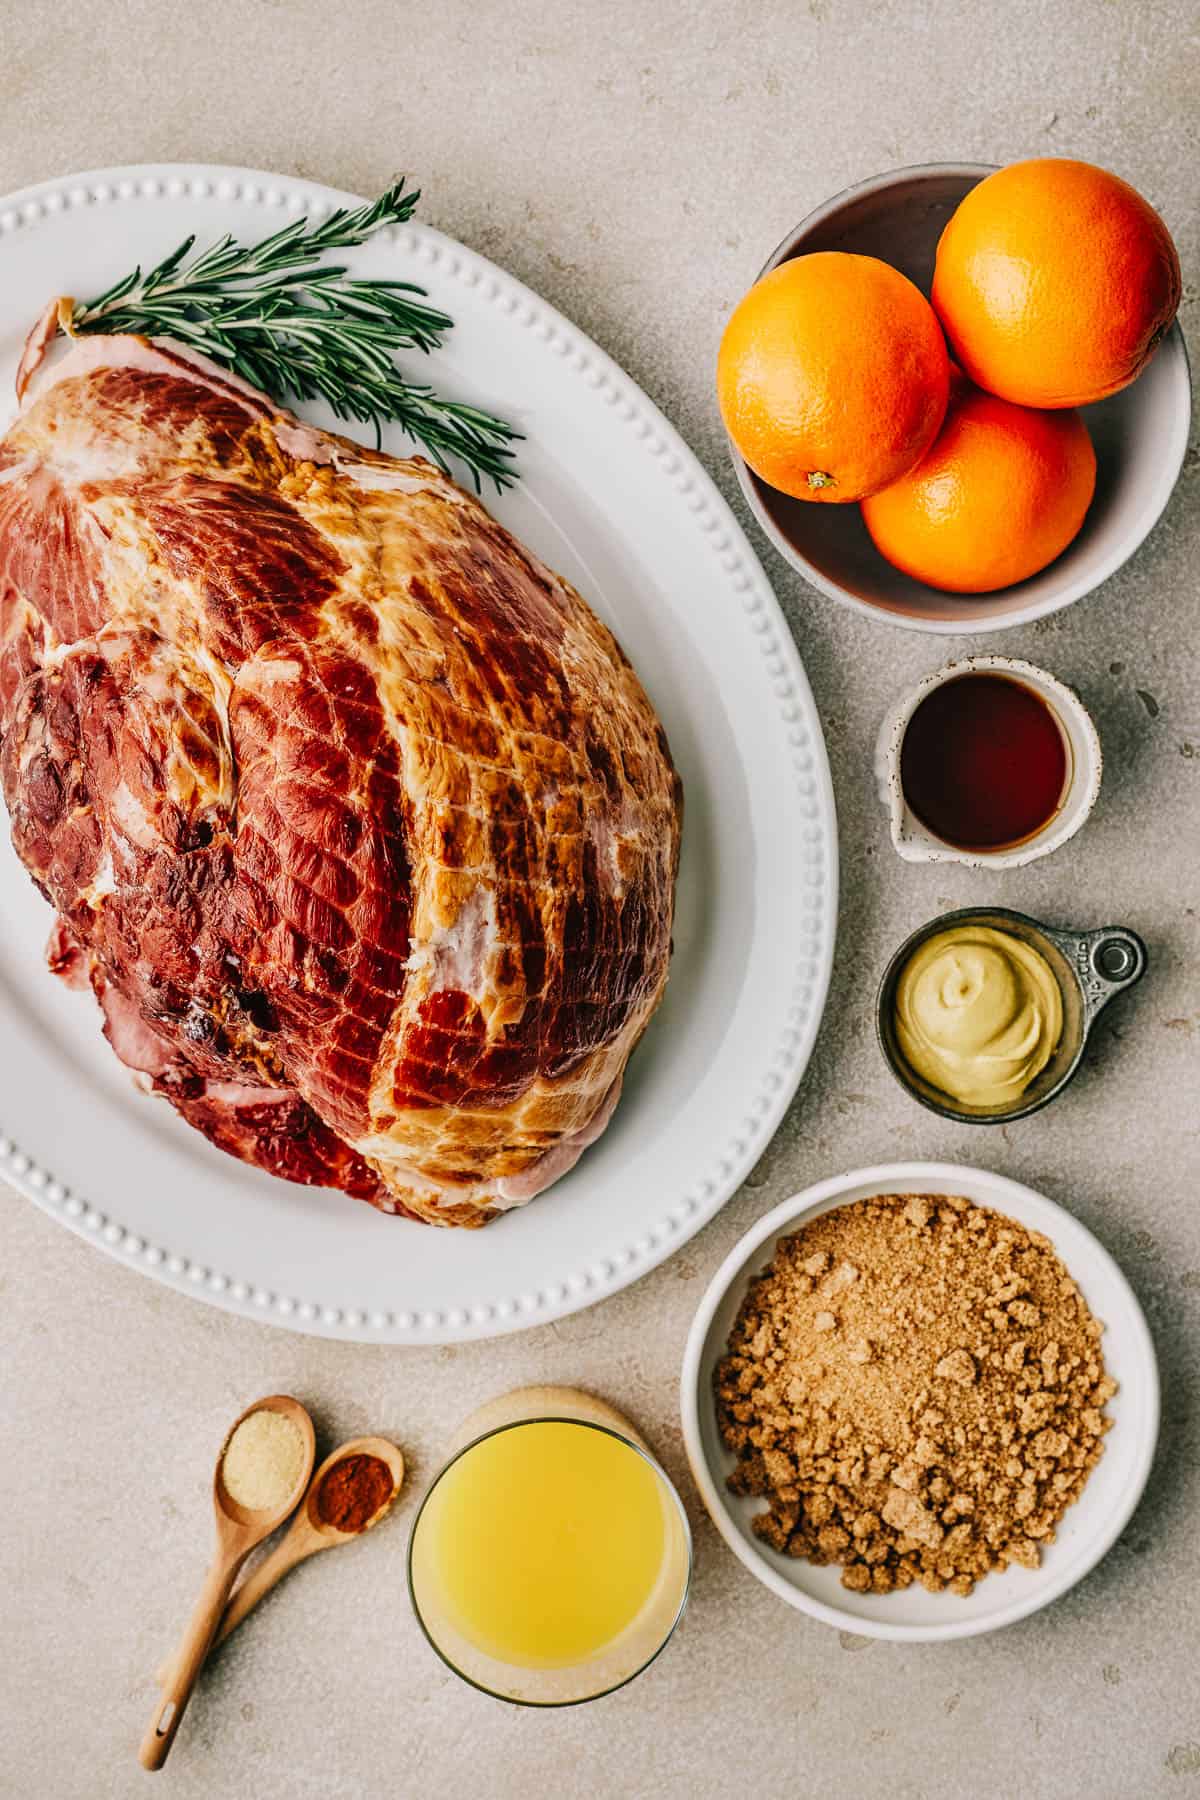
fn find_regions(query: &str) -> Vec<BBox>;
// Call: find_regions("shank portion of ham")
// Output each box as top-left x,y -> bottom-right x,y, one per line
0,327 -> 681,1226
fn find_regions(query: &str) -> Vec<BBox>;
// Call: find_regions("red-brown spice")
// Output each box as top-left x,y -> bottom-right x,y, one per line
316,1453 -> 394,1533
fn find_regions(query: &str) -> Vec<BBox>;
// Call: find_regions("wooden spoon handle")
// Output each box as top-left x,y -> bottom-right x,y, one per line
138,1554 -> 240,1772
156,1532 -> 317,1683
213,1533 -> 316,1649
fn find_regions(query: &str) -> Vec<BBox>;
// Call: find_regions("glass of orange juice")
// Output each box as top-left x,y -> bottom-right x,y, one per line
408,1385 -> 691,1705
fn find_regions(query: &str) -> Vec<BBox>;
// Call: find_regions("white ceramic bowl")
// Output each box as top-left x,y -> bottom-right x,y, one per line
681,1162 -> 1159,1641
875,655 -> 1103,867
727,164 -> 1192,635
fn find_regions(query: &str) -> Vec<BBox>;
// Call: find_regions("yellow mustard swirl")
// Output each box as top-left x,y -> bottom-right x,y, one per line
894,926 -> 1063,1108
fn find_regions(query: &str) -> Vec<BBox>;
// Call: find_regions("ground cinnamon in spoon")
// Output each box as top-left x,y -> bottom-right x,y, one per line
715,1193 -> 1116,1595
315,1454 -> 395,1533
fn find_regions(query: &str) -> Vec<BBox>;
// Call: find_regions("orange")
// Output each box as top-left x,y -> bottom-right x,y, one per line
861,372 -> 1097,593
932,158 -> 1181,408
717,252 -> 950,502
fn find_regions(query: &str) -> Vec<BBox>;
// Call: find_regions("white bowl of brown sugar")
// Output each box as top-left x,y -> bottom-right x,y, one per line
681,1163 -> 1158,1642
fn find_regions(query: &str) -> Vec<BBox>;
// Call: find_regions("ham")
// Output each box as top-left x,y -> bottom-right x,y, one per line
1,321 -> 680,1227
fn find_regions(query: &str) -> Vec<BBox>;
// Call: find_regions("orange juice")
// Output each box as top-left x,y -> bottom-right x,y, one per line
410,1420 -> 669,1669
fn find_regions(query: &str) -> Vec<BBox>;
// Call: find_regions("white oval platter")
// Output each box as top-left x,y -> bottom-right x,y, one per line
0,164 -> 837,1342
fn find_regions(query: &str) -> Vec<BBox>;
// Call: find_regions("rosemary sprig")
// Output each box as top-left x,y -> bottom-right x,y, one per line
70,180 -> 520,490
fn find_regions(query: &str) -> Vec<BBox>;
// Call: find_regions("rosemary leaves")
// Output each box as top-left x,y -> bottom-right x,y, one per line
70,181 -> 519,489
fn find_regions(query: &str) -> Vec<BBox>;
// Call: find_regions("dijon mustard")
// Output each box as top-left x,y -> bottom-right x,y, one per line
894,925 -> 1063,1107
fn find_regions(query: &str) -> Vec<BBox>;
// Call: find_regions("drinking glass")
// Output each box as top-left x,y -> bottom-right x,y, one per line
408,1385 -> 691,1705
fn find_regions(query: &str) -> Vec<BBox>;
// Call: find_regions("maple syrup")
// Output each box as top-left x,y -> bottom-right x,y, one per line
900,673 -> 1069,851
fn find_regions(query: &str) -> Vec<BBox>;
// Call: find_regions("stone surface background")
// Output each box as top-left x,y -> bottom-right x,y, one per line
1,2 -> 1197,1794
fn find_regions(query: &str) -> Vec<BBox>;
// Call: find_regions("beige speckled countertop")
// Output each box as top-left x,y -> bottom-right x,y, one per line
2,2 -> 1197,1794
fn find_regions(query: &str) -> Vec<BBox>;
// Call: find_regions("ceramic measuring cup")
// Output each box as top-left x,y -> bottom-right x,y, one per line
875,655 -> 1102,868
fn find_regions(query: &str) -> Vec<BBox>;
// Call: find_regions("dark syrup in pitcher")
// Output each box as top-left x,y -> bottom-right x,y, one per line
900,673 -> 1070,851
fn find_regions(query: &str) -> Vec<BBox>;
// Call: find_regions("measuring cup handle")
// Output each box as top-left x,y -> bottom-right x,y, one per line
1075,927 -> 1149,1022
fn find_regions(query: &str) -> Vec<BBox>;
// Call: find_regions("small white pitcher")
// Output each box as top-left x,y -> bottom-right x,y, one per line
875,655 -> 1103,869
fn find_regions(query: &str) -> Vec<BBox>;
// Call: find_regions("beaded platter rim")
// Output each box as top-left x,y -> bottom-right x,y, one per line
0,163 -> 838,1342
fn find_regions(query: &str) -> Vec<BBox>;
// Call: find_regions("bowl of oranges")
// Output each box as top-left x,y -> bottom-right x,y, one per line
719,160 -> 1189,633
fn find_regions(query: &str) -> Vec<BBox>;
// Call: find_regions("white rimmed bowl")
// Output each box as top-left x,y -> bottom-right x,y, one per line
726,163 -> 1192,635
875,655 -> 1103,867
681,1162 -> 1159,1642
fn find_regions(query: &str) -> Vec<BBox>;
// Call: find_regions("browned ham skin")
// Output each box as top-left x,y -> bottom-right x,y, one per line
2,326 -> 680,1226
74,939 -> 396,1208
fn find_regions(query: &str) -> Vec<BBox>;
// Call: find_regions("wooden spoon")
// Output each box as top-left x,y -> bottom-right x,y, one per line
138,1395 -> 315,1772
157,1436 -> 405,1683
